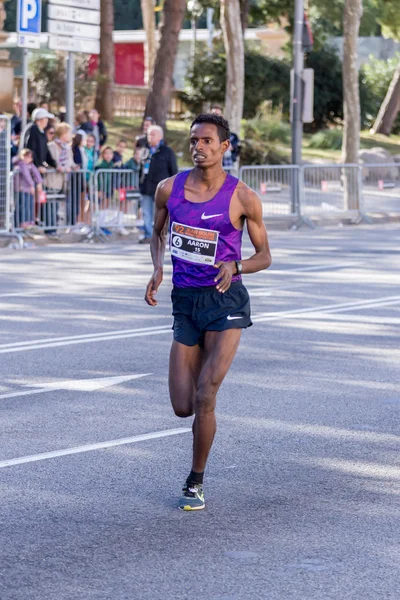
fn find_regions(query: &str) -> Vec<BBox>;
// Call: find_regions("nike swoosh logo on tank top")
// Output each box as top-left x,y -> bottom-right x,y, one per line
201,212 -> 223,220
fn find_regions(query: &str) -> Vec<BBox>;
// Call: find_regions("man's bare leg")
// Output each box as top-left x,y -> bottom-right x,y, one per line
192,329 -> 242,473
169,341 -> 204,418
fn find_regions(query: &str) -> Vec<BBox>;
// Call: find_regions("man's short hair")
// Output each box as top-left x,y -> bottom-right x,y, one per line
191,113 -> 230,143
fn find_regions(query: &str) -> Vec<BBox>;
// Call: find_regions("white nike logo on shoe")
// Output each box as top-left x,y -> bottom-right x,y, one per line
201,212 -> 223,220
227,315 -> 243,320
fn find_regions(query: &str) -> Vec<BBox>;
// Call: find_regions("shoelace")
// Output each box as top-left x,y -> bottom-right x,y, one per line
183,485 -> 200,497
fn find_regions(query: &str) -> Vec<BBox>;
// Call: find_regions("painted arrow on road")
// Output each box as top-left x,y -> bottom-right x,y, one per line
0,374 -> 151,401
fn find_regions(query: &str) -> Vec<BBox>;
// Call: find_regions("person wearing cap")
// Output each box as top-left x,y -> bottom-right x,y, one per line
25,108 -> 57,174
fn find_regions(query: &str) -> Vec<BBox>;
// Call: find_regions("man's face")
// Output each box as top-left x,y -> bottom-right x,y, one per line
90,110 -> 99,123
190,123 -> 229,168
37,117 -> 48,130
148,129 -> 163,148
211,107 -> 223,117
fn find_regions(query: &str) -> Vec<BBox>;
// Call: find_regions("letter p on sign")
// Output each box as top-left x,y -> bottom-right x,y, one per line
18,0 -> 41,34
22,0 -> 37,28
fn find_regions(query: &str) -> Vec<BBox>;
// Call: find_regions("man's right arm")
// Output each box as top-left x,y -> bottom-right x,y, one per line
144,176 -> 175,306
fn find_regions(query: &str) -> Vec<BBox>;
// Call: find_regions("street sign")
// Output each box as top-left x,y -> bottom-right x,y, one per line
48,20 -> 100,40
49,0 -> 100,9
48,4 -> 101,26
17,33 -> 41,49
48,35 -> 100,55
17,0 -> 42,35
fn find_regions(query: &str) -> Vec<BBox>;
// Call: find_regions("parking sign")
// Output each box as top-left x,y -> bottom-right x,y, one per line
17,0 -> 42,48
17,0 -> 42,34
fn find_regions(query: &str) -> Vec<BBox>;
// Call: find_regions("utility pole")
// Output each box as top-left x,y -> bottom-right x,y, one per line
66,52 -> 75,126
291,0 -> 304,165
21,49 -> 29,134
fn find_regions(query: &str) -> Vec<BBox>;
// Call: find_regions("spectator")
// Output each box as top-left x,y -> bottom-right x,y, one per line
84,133 -> 97,175
46,123 -> 77,232
95,146 -> 116,209
135,116 -> 154,149
123,148 -> 141,176
81,108 -> 107,152
113,139 -> 127,167
72,133 -> 88,171
72,133 -> 89,223
27,103 -> 37,121
25,107 -> 57,173
40,101 -> 50,111
11,99 -> 22,136
45,124 -> 56,143
12,148 -> 42,227
139,125 -> 178,244
211,105 -> 241,169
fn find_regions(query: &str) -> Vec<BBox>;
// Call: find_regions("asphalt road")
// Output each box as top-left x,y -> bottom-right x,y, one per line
0,224 -> 399,600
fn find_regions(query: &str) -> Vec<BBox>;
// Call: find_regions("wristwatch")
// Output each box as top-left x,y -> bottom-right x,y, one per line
235,260 -> 243,275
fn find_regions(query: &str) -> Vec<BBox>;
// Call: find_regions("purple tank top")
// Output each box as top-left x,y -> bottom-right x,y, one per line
167,170 -> 243,288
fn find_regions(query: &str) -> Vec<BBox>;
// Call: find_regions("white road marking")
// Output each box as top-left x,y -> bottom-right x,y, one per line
0,374 -> 150,401
268,262 -> 362,274
0,428 -> 192,469
0,326 -> 172,354
1,295 -> 399,355
252,295 -> 400,322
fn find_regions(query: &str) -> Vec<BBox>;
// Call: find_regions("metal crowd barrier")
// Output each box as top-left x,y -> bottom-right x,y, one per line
360,163 -> 400,216
5,162 -> 400,241
239,165 -> 300,219
94,169 -> 140,235
12,169 -> 94,233
300,164 -> 363,219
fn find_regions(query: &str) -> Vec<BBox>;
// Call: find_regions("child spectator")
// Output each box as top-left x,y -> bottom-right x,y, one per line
13,149 -> 43,227
84,134 -> 97,175
113,140 -> 127,167
96,146 -> 116,207
72,133 -> 88,171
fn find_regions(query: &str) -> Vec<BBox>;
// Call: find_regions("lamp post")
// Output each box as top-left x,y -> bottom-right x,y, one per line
187,0 -> 203,67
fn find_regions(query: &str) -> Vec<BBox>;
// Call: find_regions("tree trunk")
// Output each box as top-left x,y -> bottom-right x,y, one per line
141,0 -> 157,86
342,0 -> 363,210
220,0 -> 245,135
144,0 -> 186,130
95,0 -> 115,122
371,65 -> 400,136
239,0 -> 250,33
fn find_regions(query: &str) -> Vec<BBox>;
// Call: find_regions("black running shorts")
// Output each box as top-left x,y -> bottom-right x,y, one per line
171,281 -> 252,347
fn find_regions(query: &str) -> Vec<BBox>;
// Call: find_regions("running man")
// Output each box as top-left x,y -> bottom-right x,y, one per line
145,114 -> 271,510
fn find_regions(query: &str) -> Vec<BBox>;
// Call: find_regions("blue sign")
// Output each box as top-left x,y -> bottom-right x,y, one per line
17,0 -> 42,35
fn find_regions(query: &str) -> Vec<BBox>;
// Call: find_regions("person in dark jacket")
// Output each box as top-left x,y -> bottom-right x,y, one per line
139,125 -> 178,243
24,108 -> 57,173
80,109 -> 107,153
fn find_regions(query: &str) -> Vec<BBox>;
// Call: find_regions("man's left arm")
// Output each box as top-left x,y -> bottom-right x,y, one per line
214,186 -> 271,293
240,187 -> 272,275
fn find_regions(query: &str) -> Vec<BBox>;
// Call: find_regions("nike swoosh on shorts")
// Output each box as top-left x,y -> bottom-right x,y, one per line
201,212 -> 223,220
227,315 -> 243,320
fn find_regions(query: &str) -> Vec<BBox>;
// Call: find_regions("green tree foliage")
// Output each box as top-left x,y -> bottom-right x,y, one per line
30,53 -> 94,107
360,55 -> 400,131
182,44 -> 291,119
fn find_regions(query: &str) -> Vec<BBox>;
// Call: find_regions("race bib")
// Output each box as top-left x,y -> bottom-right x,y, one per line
170,221 -> 219,265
